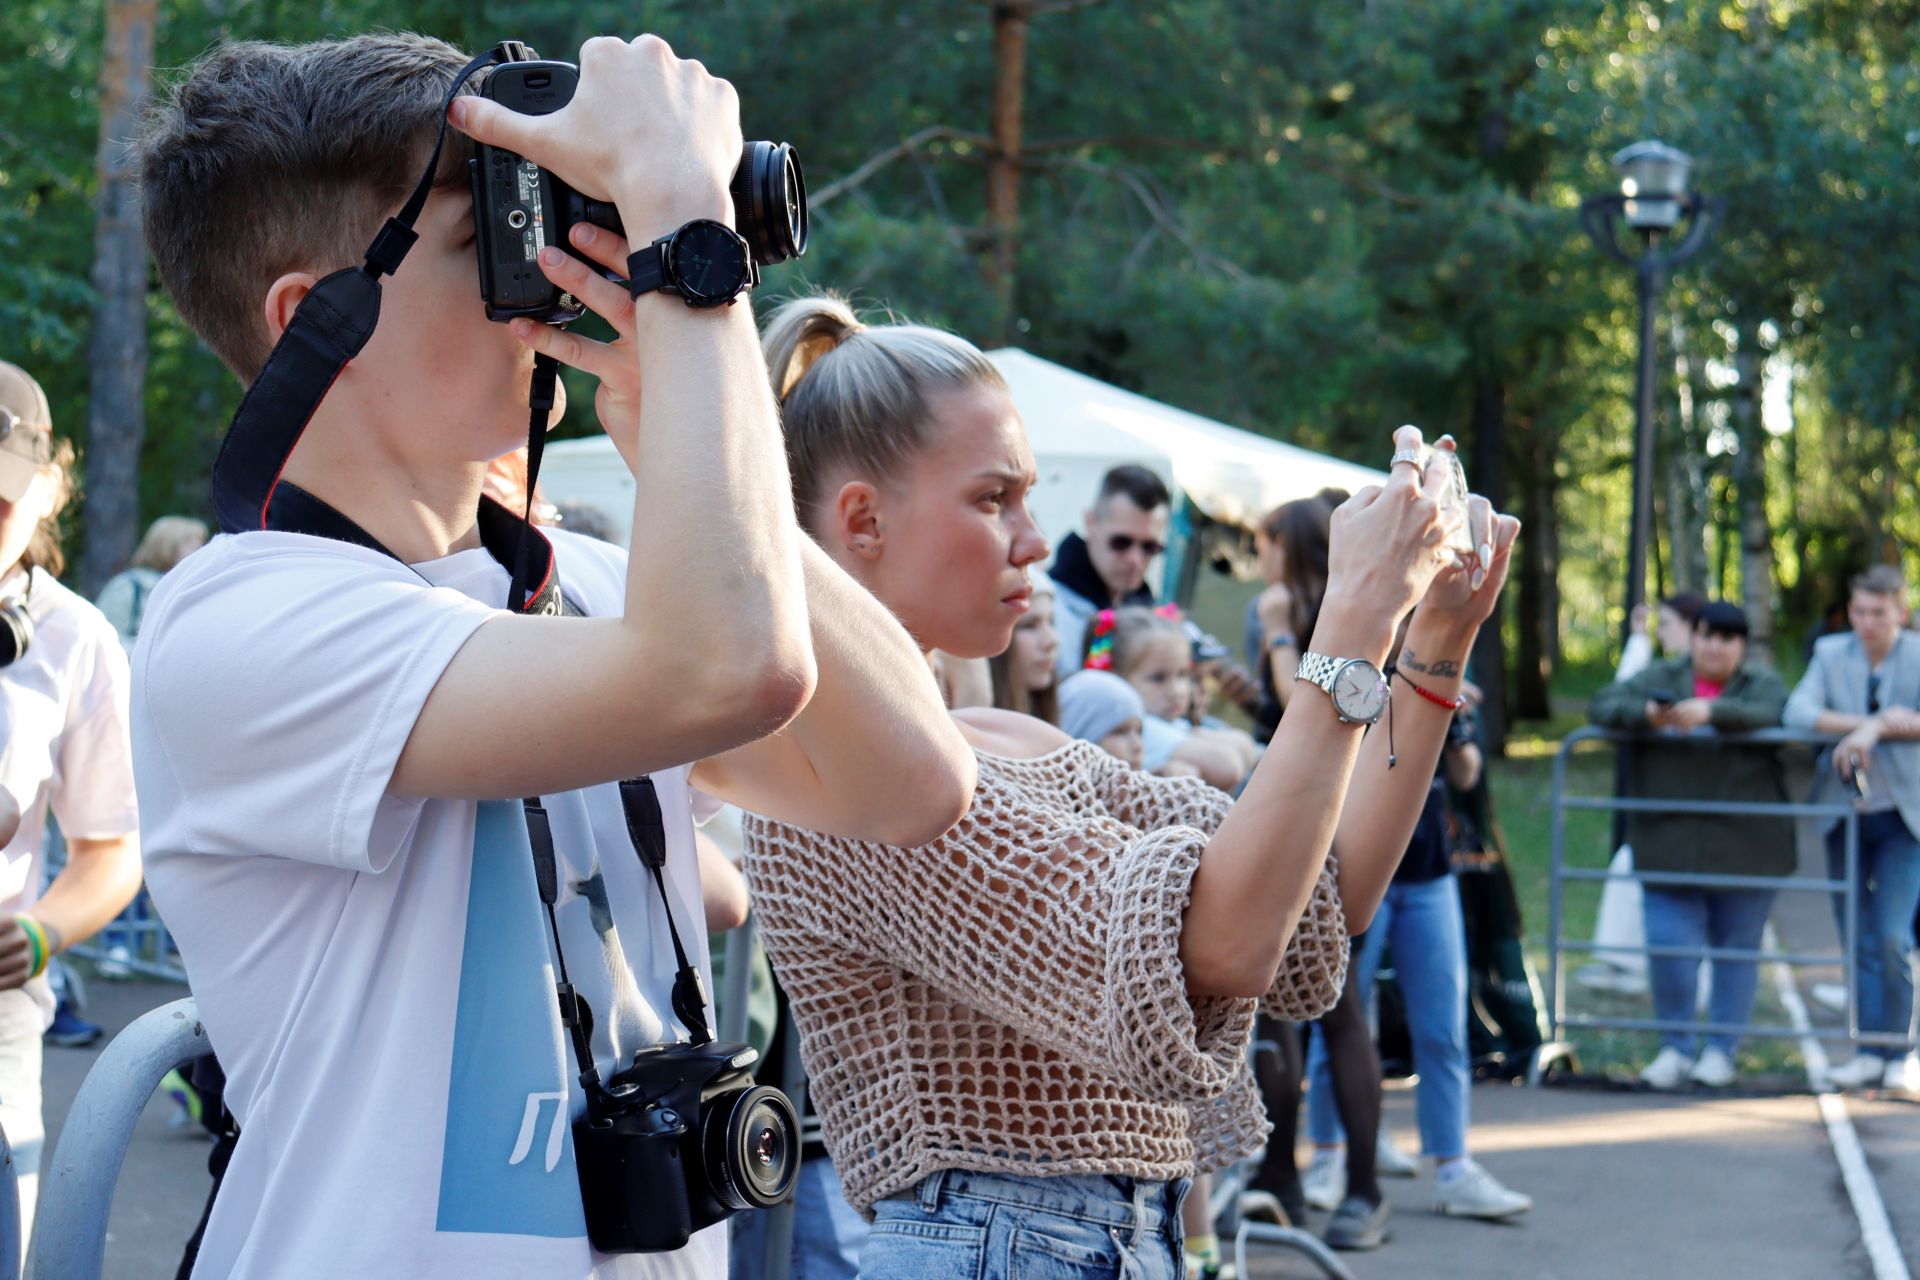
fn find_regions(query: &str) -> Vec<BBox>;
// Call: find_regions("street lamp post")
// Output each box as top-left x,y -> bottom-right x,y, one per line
1581,141 -> 1720,653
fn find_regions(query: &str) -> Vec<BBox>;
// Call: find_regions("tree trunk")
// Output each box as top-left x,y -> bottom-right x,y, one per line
1731,338 -> 1775,662
984,2 -> 1031,342
1469,370 -> 1509,754
1513,434 -> 1556,721
1664,309 -> 1710,594
78,0 -> 157,595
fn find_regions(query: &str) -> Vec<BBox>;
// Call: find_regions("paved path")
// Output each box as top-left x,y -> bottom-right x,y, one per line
35,865 -> 1920,1280
1249,1082 -> 1880,1279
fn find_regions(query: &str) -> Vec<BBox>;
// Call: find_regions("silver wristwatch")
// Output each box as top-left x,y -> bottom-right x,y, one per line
1295,652 -> 1390,725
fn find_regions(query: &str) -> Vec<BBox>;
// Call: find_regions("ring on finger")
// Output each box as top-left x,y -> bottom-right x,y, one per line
1389,448 -> 1423,470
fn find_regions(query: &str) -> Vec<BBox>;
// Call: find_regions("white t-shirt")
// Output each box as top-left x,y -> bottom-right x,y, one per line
136,528 -> 723,1280
0,567 -> 138,921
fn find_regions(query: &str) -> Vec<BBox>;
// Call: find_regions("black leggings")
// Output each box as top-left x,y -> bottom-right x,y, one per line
1252,949 -> 1383,1207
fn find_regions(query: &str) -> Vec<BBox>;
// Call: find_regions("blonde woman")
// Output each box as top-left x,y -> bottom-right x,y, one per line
520,228 -> 1518,1277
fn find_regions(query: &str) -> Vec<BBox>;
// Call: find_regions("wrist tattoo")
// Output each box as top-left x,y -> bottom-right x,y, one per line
1399,648 -> 1461,680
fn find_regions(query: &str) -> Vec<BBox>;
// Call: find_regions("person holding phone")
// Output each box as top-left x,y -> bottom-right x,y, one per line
1589,602 -> 1791,1088
1786,565 -> 1920,1091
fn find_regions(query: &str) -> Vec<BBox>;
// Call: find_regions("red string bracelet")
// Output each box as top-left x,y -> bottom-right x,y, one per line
1393,667 -> 1467,711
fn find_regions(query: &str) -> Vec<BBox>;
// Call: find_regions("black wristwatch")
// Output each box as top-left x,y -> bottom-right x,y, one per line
626,218 -> 758,308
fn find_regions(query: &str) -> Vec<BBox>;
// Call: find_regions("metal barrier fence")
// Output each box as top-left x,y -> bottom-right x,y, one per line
1545,725 -> 1910,1053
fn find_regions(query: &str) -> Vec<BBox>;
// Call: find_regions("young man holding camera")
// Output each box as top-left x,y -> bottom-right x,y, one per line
136,33 -> 973,1278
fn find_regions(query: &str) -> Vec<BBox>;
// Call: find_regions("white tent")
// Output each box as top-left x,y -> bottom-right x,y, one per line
534,348 -> 1384,556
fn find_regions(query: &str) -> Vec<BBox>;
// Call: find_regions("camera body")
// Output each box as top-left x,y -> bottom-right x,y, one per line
470,45 -> 809,323
573,1038 -> 800,1253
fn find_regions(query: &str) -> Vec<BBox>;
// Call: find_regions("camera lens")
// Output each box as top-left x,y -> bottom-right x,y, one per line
731,142 -> 809,266
0,605 -> 32,667
703,1084 -> 799,1210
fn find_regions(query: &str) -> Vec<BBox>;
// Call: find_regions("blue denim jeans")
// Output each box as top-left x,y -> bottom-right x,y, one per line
1308,874 -> 1469,1160
1641,887 -> 1775,1057
730,1157 -> 871,1280
1826,809 -> 1920,1059
859,1169 -> 1189,1280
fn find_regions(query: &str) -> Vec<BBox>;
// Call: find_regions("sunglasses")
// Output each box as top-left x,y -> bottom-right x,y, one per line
1870,673 -> 1882,714
1106,534 -> 1166,558
0,409 -> 51,463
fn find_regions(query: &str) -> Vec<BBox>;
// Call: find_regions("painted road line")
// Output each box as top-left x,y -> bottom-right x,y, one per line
1765,925 -> 1910,1280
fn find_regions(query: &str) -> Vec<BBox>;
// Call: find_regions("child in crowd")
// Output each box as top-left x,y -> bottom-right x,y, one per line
1059,668 -> 1149,769
989,576 -> 1061,724
1087,605 -> 1259,790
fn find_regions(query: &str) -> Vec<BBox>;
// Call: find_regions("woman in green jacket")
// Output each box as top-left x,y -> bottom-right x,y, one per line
1589,601 -> 1791,1089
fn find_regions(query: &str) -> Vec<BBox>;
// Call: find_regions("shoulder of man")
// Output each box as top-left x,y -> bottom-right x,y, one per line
1809,631 -> 1857,663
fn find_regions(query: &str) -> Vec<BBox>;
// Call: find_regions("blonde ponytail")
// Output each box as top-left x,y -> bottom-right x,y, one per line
761,293 -> 1005,528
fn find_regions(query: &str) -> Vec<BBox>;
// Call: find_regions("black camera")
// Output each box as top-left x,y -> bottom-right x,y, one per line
470,44 -> 809,323
573,1037 -> 800,1253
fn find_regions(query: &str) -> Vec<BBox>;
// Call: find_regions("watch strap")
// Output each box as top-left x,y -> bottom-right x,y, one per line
1295,650 -> 1342,692
625,235 -> 673,299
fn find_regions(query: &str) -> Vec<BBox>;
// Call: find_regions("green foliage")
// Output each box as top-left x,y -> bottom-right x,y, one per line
4,0 -> 1917,703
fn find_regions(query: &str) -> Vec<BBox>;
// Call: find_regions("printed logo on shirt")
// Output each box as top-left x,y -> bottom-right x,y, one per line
435,800 -> 587,1238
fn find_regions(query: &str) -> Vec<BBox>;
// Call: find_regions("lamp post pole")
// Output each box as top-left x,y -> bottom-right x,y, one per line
1581,140 -> 1720,655
1626,254 -> 1661,653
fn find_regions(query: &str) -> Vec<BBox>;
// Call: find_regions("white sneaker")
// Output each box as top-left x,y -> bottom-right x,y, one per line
1301,1149 -> 1346,1211
1639,1046 -> 1696,1090
1376,1130 -> 1419,1178
1689,1047 -> 1737,1088
1882,1053 -> 1920,1092
1827,1054 -> 1888,1090
1433,1159 -> 1532,1219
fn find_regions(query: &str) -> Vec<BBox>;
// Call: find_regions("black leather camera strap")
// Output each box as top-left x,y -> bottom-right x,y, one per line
524,777 -> 715,1096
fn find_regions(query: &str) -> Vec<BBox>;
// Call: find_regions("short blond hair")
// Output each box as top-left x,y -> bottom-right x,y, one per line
130,515 -> 210,573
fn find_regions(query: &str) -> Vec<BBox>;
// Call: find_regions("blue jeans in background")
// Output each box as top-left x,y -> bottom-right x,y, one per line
1640,887 -> 1775,1058
1826,809 -> 1920,1060
730,1157 -> 870,1280
859,1169 -> 1188,1280
1308,873 -> 1469,1160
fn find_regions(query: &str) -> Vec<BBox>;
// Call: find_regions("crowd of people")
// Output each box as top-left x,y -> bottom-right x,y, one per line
0,25 -> 1905,1280
1584,569 -> 1920,1093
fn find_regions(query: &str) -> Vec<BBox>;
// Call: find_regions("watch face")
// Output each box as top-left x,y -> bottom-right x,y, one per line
1331,660 -> 1389,723
670,220 -> 749,303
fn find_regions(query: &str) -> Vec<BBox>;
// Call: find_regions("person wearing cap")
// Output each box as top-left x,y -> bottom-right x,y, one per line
0,360 -> 144,1245
1589,600 -> 1791,1089
1058,668 -> 1149,770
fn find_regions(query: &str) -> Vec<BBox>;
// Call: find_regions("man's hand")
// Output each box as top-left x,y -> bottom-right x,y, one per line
1878,707 -> 1920,739
1836,720 -> 1882,778
451,35 -> 742,234
1666,698 -> 1713,731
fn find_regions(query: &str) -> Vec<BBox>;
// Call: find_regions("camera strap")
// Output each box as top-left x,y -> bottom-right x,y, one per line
523,776 -> 715,1095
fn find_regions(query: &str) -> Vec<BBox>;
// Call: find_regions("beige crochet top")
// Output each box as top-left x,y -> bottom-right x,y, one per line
742,739 -> 1350,1214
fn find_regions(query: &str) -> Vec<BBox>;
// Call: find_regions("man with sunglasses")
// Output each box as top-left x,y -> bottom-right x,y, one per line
1787,563 -> 1920,1090
1048,464 -> 1171,678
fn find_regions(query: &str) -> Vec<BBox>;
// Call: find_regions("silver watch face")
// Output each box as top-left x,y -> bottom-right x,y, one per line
1330,660 -> 1389,723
